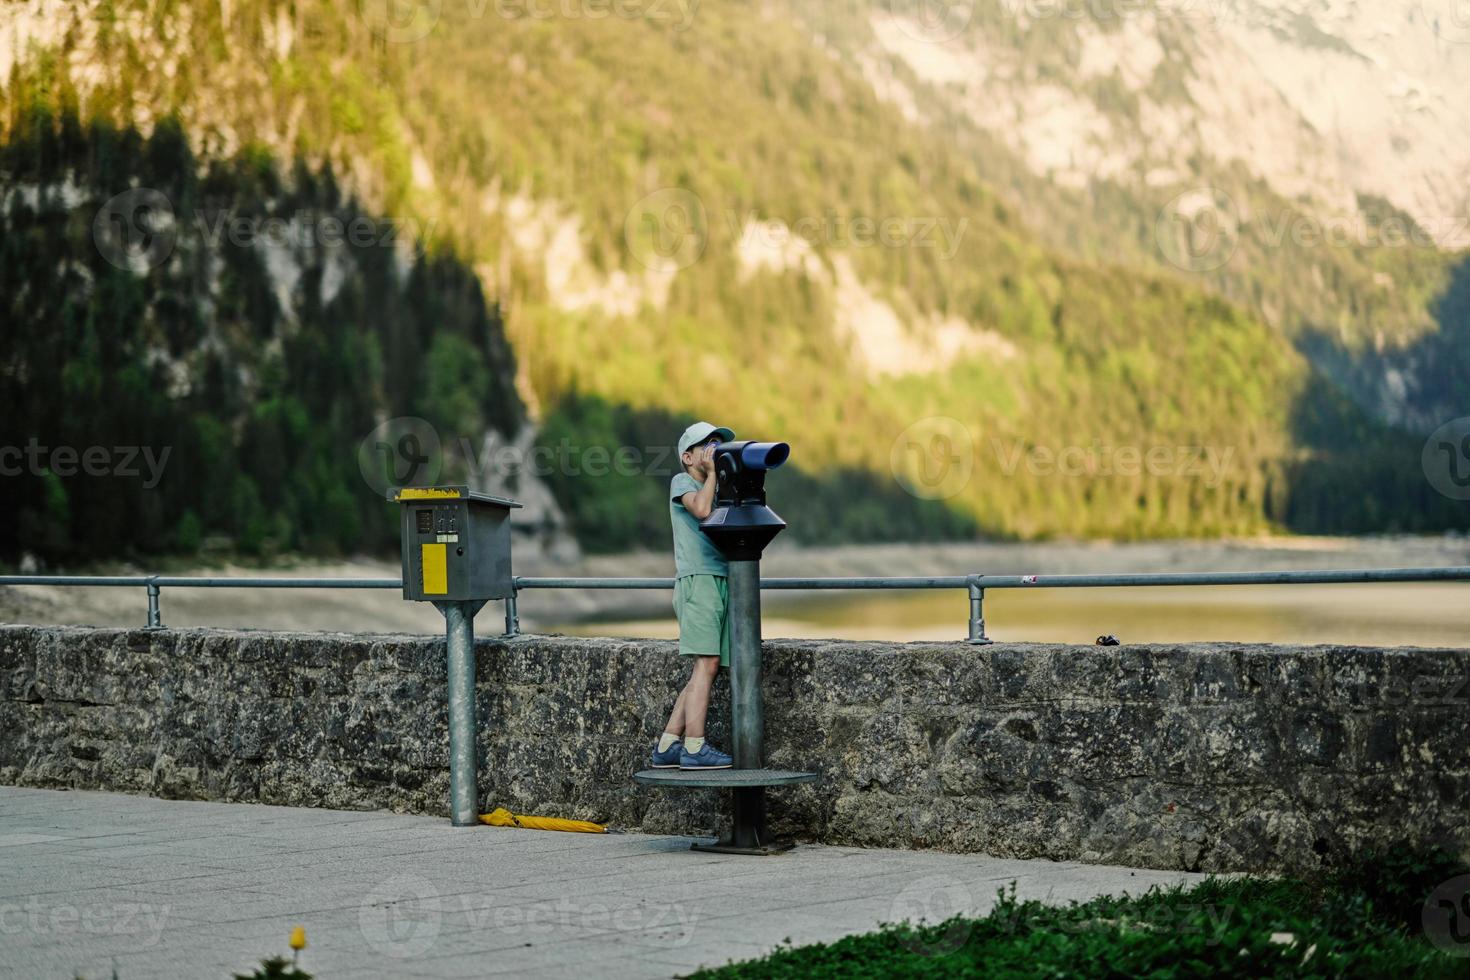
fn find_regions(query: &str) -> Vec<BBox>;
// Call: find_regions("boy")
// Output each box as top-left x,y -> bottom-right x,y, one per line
649,421 -> 736,770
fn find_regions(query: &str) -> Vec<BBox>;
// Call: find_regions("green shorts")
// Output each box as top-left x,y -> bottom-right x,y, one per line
673,574 -> 730,668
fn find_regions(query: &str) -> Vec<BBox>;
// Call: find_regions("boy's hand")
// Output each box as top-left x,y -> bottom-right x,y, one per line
700,443 -> 718,476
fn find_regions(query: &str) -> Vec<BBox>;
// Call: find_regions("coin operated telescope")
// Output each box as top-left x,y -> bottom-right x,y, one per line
634,437 -> 816,855
699,440 -> 790,560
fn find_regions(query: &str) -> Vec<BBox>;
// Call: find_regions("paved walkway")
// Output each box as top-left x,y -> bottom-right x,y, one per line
0,787 -> 1207,979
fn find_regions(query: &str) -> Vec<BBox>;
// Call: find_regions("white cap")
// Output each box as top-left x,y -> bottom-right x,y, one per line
677,421 -> 734,455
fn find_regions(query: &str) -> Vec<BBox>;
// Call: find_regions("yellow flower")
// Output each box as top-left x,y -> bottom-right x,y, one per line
289,926 -> 307,951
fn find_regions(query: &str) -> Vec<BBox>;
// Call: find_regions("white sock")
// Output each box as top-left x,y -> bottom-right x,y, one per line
657,732 -> 680,752
684,736 -> 706,754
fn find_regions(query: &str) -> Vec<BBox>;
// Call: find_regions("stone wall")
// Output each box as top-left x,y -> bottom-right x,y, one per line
2,625 -> 1466,873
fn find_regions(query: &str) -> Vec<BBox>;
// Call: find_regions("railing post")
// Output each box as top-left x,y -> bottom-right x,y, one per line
968,576 -> 991,645
502,588 -> 520,637
145,580 -> 163,631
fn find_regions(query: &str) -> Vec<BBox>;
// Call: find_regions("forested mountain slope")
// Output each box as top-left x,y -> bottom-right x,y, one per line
1,0 -> 1462,562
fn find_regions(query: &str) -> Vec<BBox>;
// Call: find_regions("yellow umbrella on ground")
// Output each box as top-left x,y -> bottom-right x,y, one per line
480,807 -> 607,833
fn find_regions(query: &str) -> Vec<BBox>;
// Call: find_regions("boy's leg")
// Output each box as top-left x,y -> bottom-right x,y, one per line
654,659 -> 715,761
662,687 -> 689,735
658,655 -> 719,737
659,575 -> 729,759
677,655 -> 721,738
660,579 -> 696,740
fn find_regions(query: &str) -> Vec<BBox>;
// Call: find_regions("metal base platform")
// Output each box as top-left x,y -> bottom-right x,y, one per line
690,837 -> 796,856
632,768 -> 817,788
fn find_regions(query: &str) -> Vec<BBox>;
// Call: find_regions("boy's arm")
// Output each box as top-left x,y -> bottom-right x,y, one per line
679,448 -> 720,519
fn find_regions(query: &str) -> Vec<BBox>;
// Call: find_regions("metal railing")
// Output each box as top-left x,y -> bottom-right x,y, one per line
4,565 -> 1470,643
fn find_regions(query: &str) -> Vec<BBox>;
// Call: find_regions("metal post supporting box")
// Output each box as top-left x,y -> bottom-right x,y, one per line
391,486 -> 521,602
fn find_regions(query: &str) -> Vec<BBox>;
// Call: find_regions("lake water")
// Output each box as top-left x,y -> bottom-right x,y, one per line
553,582 -> 1470,647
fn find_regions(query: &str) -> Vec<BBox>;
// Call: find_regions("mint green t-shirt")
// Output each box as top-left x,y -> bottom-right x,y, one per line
670,472 -> 728,579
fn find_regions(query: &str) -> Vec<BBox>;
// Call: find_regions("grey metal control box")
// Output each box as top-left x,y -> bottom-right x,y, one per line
390,486 -> 522,602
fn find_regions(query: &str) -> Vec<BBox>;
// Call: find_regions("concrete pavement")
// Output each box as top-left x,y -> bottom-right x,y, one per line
0,787 -> 1208,978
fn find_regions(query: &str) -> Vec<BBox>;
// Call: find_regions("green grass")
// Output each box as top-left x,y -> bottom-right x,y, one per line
691,849 -> 1470,978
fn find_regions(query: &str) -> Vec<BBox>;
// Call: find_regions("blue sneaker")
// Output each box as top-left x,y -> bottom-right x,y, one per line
649,739 -> 683,768
679,742 -> 733,770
